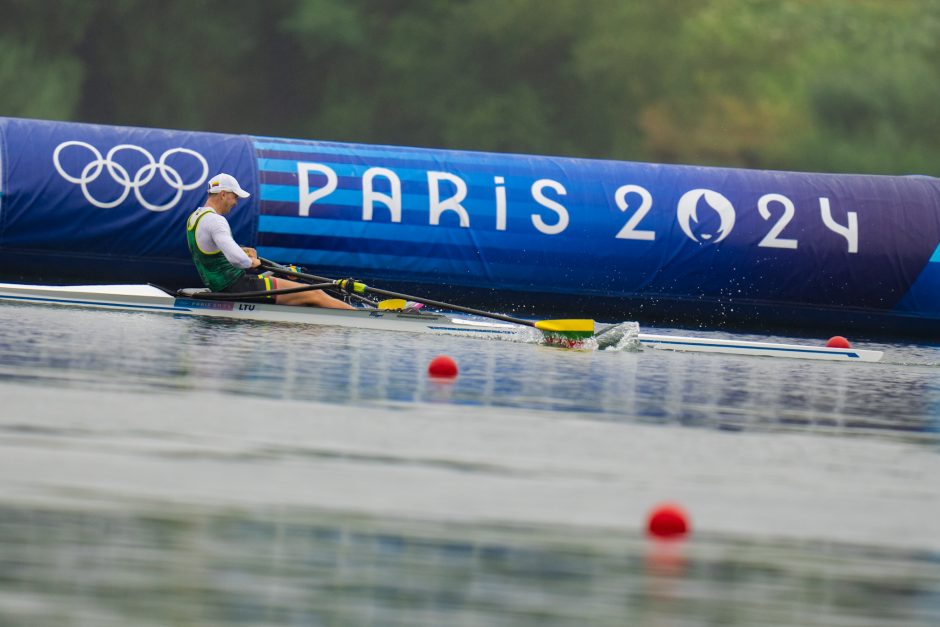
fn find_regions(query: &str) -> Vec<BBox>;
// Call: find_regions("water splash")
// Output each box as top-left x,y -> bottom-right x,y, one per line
502,321 -> 643,351
596,321 -> 642,351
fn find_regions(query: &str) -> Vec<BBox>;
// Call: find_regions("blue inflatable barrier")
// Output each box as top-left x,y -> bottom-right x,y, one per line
1,116 -> 938,335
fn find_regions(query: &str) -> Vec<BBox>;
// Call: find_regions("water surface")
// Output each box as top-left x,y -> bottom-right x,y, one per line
0,302 -> 937,625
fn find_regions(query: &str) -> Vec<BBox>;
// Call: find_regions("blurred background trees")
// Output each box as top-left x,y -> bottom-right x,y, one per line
1,0 -> 938,175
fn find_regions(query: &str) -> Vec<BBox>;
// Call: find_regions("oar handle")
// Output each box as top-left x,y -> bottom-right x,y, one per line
259,259 -> 536,328
259,259 -> 333,284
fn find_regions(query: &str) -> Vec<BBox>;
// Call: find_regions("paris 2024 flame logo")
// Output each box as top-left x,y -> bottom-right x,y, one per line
677,189 -> 736,243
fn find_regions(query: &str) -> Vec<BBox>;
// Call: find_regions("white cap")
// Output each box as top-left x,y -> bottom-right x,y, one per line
207,173 -> 250,198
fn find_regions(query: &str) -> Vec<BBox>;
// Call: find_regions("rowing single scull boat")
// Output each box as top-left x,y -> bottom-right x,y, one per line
0,282 -> 883,362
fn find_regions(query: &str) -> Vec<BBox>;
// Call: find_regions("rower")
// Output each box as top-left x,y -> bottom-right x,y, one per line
185,173 -> 354,309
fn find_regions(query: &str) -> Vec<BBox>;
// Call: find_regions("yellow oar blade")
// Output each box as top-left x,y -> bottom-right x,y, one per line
534,319 -> 595,338
378,298 -> 408,310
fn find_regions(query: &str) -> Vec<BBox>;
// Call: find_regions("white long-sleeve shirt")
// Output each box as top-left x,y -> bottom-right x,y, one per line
190,207 -> 253,269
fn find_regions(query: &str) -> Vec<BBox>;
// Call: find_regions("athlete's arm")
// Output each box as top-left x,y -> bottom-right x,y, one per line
197,213 -> 254,269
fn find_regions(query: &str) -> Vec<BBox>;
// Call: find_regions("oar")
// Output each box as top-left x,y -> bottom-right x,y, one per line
258,259 -> 595,342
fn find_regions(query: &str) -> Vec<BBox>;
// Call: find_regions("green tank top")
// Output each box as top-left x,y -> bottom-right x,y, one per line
186,208 -> 244,292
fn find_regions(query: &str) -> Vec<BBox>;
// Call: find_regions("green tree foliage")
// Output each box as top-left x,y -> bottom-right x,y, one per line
0,0 -> 937,175
0,0 -> 95,119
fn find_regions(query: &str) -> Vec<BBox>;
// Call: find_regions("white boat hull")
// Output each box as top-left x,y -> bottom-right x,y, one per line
0,283 -> 883,362
0,283 -> 521,338
635,333 -> 882,361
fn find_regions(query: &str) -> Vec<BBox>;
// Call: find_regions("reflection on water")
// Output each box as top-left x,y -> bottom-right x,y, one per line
0,303 -> 937,441
1,302 -> 939,625
1,505 -> 937,627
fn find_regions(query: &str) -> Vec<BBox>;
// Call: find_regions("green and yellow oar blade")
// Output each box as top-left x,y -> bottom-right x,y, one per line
534,319 -> 596,341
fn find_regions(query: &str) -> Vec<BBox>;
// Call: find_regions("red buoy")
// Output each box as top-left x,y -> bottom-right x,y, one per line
428,355 -> 458,378
826,336 -> 851,349
647,503 -> 690,538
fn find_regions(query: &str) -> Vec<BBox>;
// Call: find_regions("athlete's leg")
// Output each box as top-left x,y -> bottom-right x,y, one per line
273,278 -> 355,309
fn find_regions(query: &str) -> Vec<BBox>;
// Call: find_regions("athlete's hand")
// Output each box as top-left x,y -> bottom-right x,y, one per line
242,246 -> 258,258
249,257 -> 262,268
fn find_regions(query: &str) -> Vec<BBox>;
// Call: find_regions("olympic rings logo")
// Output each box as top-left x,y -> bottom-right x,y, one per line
52,141 -> 209,212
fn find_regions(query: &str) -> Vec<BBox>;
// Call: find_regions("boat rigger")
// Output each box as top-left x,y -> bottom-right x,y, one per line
0,282 -> 884,362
